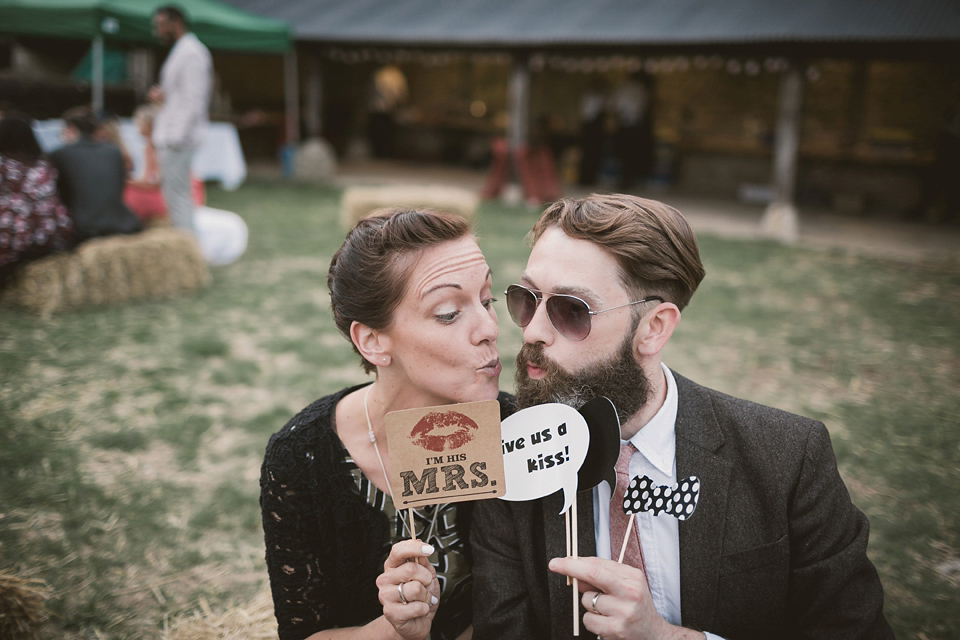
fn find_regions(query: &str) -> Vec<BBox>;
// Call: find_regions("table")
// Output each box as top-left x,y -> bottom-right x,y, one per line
33,119 -> 247,191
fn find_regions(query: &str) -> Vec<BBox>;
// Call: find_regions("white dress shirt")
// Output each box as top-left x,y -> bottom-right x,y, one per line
593,364 -> 725,640
154,32 -> 212,150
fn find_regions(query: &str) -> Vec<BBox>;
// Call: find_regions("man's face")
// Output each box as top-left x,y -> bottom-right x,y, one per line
513,226 -> 653,421
152,13 -> 178,45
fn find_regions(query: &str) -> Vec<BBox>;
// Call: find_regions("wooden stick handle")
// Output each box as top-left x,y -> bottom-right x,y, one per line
572,496 -> 580,636
617,513 -> 634,563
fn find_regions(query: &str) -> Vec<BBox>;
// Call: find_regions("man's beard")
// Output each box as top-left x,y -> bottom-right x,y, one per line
514,334 -> 652,425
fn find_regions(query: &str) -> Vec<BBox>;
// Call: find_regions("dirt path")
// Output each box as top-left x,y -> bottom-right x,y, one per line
253,158 -> 960,264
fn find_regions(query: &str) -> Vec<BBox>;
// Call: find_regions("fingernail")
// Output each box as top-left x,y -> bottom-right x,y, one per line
422,544 -> 435,555
548,558 -> 558,569
430,595 -> 439,605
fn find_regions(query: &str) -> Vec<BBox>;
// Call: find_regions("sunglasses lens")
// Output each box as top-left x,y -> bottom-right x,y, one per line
505,285 -> 537,327
547,295 -> 591,341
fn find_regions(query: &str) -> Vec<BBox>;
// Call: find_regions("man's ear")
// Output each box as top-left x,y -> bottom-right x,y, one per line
633,303 -> 681,358
350,320 -> 392,368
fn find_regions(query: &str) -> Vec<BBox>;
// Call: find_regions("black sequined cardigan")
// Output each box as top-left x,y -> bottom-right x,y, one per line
260,383 -> 514,640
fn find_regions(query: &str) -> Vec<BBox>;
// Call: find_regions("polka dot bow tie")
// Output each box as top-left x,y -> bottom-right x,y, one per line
623,475 -> 700,521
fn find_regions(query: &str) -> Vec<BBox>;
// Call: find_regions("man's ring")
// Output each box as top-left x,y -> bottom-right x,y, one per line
591,592 -> 601,614
398,582 -> 409,605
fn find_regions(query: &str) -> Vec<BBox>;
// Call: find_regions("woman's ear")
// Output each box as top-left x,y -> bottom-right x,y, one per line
633,303 -> 681,358
350,321 -> 392,368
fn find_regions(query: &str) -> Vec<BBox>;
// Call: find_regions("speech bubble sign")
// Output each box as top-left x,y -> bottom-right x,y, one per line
498,403 -> 589,514
576,397 -> 621,492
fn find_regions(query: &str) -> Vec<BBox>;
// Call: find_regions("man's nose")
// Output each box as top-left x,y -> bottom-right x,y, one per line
521,299 -> 555,346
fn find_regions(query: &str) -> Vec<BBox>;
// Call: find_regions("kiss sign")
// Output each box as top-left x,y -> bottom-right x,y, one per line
385,400 -> 505,508
499,403 -> 590,514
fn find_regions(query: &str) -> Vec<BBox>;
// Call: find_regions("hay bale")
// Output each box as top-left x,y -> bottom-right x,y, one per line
162,588 -> 277,640
0,228 -> 210,316
339,184 -> 480,230
0,570 -> 49,640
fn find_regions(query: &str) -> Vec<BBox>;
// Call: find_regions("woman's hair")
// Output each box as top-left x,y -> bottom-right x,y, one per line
0,112 -> 43,165
328,208 -> 471,373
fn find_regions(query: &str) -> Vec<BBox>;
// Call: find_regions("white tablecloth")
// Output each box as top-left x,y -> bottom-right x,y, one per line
34,119 -> 247,191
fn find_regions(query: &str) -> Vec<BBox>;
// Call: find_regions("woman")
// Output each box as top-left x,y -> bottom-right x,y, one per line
0,112 -> 74,289
261,208 -> 510,640
122,105 -> 205,223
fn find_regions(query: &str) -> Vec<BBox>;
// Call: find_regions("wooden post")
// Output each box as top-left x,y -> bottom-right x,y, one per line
305,50 -> 323,138
284,50 -> 301,144
761,61 -> 804,244
91,35 -> 104,115
504,53 -> 530,204
508,53 -> 530,153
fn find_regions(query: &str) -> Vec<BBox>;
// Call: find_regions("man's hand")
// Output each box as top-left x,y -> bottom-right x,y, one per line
549,556 -> 703,640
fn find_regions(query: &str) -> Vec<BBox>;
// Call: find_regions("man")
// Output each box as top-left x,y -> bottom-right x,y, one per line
150,4 -> 212,234
50,107 -> 142,242
611,73 -> 654,191
471,194 -> 892,639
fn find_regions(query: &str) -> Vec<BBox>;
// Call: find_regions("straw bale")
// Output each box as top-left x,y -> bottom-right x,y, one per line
0,570 -> 50,640
161,588 -> 277,640
0,228 -> 210,316
339,184 -> 480,230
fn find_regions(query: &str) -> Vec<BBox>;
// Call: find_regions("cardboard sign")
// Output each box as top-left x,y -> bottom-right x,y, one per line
384,399 -> 505,508
499,403 -> 590,514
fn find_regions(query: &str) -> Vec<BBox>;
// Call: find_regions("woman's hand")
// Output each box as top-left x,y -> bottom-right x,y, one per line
377,539 -> 440,640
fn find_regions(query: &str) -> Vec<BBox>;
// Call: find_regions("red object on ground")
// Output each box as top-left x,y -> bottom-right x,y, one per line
481,137 -> 560,204
124,178 -> 206,221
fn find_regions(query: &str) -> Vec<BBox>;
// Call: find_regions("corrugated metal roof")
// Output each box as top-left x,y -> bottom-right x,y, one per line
222,0 -> 960,46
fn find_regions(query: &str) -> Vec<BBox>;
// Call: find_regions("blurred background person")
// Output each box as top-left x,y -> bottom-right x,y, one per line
611,71 -> 655,191
49,107 -> 142,243
123,104 -> 206,225
0,112 -> 74,289
150,4 -> 212,235
94,113 -> 134,176
578,77 -> 607,187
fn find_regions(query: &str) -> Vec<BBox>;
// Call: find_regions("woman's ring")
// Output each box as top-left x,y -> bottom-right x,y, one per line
398,582 -> 409,605
591,592 -> 601,614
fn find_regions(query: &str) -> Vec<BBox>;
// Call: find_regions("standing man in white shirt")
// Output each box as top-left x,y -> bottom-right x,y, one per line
149,4 -> 211,235
471,193 -> 892,639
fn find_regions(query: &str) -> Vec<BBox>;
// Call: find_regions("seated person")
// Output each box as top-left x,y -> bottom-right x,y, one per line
94,113 -> 134,176
49,107 -> 142,242
123,105 -> 205,223
0,111 -> 75,289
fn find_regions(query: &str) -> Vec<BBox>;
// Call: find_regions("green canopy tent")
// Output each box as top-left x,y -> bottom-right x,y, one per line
0,0 -> 292,124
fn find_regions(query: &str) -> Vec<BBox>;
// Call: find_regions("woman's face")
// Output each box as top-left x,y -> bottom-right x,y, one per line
378,236 -> 501,407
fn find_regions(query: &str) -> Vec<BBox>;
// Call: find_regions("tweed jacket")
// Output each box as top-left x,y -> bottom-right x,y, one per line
471,373 -> 892,639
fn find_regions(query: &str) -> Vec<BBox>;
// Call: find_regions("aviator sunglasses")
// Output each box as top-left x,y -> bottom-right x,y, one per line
504,284 -> 664,341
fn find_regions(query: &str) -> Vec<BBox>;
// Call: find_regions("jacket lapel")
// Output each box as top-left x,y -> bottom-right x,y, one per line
674,373 -> 731,631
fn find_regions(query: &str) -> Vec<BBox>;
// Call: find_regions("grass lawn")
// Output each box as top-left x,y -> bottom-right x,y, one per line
1,180 -> 958,638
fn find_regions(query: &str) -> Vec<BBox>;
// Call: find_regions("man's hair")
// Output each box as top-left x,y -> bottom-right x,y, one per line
530,194 -> 705,310
155,4 -> 189,27
62,106 -> 98,137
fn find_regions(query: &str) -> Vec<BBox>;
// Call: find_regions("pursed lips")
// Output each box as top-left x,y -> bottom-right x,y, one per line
479,358 -> 502,376
525,362 -> 547,380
